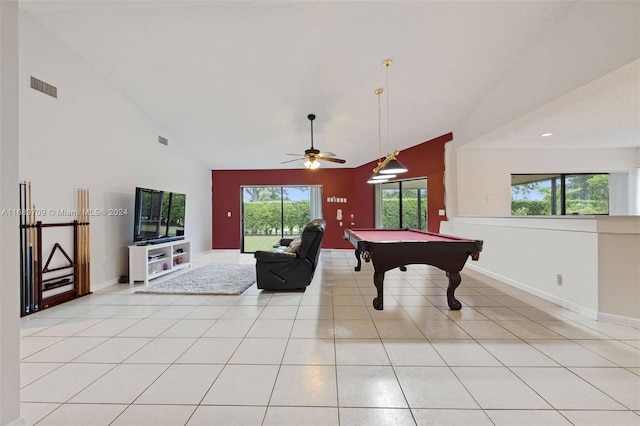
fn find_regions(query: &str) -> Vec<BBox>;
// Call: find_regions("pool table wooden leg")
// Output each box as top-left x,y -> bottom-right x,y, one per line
353,249 -> 362,272
446,271 -> 462,310
372,270 -> 385,310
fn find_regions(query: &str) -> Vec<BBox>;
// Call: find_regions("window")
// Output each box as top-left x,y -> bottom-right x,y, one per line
240,186 -> 322,252
379,178 -> 427,230
511,173 -> 610,215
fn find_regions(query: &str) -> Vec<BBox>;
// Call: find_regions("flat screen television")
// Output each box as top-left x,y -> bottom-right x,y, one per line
133,187 -> 186,244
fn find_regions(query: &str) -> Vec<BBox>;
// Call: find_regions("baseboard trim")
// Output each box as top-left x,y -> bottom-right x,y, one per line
597,311 -> 640,329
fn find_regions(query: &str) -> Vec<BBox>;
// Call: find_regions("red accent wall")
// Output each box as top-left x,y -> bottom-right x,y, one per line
352,133 -> 452,233
211,168 -> 357,249
211,132 -> 452,249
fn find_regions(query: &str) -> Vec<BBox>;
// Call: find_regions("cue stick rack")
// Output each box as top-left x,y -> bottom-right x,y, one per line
19,183 -> 91,317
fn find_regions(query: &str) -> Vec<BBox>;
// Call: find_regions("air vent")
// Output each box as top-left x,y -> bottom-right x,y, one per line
30,76 -> 57,98
158,136 -> 168,146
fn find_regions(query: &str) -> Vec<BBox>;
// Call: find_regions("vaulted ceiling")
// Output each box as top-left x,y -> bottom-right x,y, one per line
20,1 -> 639,170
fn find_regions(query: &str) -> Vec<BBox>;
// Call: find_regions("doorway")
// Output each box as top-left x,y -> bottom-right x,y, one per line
240,186 -> 322,252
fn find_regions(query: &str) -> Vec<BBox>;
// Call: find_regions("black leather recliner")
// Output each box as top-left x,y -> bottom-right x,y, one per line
254,219 -> 326,290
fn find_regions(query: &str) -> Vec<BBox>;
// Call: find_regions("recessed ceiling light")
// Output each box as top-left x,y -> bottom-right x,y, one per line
540,132 -> 553,137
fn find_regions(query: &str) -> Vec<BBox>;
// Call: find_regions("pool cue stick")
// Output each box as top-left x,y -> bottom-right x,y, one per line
28,182 -> 35,312
19,182 -> 26,315
77,189 -> 81,294
77,189 -> 83,295
31,202 -> 38,311
85,189 -> 91,294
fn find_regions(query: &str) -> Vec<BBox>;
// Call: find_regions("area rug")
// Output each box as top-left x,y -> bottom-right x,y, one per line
136,263 -> 256,295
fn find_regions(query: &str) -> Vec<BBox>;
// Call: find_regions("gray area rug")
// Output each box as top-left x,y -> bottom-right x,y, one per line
136,263 -> 256,295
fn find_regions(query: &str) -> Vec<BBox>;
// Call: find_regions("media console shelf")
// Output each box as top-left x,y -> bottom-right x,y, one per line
128,239 -> 191,284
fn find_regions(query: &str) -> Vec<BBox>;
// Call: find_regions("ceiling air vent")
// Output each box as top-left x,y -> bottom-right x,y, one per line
30,76 -> 57,99
158,136 -> 168,146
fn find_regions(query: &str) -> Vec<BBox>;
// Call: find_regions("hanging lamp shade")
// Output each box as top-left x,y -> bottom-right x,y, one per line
378,157 -> 407,174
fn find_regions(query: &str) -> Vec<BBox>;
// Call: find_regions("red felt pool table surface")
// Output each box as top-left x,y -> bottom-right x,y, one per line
346,228 -> 464,243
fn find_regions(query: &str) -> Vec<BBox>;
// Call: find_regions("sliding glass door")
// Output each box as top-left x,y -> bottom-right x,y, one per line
380,178 -> 427,230
241,186 -> 322,253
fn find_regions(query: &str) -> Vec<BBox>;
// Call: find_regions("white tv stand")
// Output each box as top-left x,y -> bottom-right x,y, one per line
128,239 -> 191,284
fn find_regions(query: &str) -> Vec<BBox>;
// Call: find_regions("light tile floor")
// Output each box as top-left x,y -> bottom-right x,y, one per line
19,249 -> 640,425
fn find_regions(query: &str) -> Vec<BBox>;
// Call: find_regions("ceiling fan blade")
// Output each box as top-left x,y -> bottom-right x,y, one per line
317,152 -> 336,157
317,156 -> 346,164
285,153 -> 305,157
280,158 -> 306,164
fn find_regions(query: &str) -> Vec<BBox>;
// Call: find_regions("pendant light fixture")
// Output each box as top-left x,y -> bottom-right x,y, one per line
367,88 -> 394,184
377,59 -> 408,176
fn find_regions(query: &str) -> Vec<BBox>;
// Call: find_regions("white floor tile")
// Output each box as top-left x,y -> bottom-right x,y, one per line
16,249 -> 639,424
290,319 -> 335,338
339,407 -> 414,426
335,339 -> 390,365
176,337 -> 242,364
187,405 -> 265,426
485,409 -> 572,425
478,340 -> 559,366
431,340 -> 501,366
71,337 -> 151,363
382,339 -> 446,366
20,363 -> 63,388
228,337 -> 287,364
21,363 -> 114,403
337,365 -> 407,408
20,402 -> 60,426
113,404 -> 196,426
135,364 -> 223,404
201,319 -> 254,337
569,367 -> 640,409
123,337 -> 195,363
264,406 -> 339,425
201,364 -> 279,405
271,365 -> 338,406
22,337 -> 107,363
394,366 -> 478,409
412,409 -> 494,425
452,366 -> 552,409
36,403 -> 126,425
69,363 -> 167,403
527,340 -> 618,367
158,319 -> 215,337
282,338 -> 336,365
246,319 -> 294,338
560,410 -> 640,425
511,367 -> 627,410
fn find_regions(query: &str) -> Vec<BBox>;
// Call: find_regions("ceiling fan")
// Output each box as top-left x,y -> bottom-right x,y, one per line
282,114 -> 346,169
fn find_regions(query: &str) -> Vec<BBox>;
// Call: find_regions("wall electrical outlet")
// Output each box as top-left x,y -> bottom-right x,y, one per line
556,274 -> 563,286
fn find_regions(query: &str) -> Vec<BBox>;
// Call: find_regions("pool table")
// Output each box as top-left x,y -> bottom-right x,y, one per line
344,228 -> 483,310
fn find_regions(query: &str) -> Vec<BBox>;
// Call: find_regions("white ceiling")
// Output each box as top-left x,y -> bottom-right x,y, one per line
20,1 -> 638,170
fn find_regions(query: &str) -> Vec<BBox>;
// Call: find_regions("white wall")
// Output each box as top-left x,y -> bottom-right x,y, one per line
446,1 -> 640,218
454,1 -> 640,149
442,217 -> 601,318
1,2 -> 23,424
19,13 -> 212,289
442,216 -> 640,325
455,147 -> 639,217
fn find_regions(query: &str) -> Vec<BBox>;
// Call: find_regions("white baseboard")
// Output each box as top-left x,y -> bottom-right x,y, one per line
597,311 -> 640,329
465,264 -> 599,320
91,278 -> 119,292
